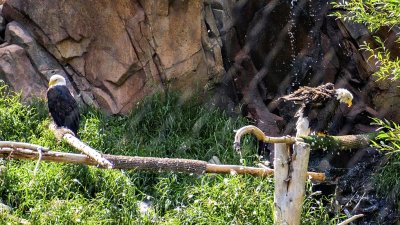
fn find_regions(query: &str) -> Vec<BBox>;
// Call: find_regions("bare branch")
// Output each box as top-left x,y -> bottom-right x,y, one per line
49,123 -> 113,169
338,214 -> 364,225
0,147 -> 325,182
234,125 -> 378,151
234,125 -> 298,151
0,141 -> 49,151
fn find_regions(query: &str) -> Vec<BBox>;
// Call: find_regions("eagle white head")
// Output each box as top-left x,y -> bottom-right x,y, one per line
48,74 -> 67,87
335,88 -> 353,107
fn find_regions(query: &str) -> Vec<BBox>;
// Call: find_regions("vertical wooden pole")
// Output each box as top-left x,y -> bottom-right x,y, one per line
274,142 -> 311,225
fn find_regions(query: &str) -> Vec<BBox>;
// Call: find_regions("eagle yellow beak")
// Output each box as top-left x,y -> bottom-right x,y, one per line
346,100 -> 352,107
48,79 -> 56,87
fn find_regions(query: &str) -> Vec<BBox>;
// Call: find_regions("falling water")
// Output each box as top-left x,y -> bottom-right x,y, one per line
288,0 -> 299,88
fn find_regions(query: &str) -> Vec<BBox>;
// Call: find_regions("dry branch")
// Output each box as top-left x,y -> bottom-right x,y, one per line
338,214 -> 364,225
234,125 -> 297,151
0,141 -> 49,151
49,124 -> 113,169
234,125 -> 378,151
302,133 -> 378,150
0,147 -> 325,182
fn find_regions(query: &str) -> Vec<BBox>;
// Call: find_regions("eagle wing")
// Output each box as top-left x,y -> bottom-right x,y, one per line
279,83 -> 335,105
47,86 -> 80,135
278,83 -> 338,136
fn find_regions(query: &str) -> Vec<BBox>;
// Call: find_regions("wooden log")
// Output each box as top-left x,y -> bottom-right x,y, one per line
337,214 -> 364,225
301,133 -> 378,150
62,133 -> 113,169
234,125 -> 297,151
234,125 -> 378,151
0,147 -> 325,181
206,164 -> 274,176
274,142 -> 311,225
49,124 -> 113,169
0,141 -> 49,151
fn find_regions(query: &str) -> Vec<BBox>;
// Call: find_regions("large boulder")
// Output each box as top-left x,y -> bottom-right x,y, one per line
2,0 -> 223,114
0,44 -> 47,99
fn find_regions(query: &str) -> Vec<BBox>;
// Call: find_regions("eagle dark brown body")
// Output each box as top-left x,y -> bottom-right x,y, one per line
279,83 -> 336,107
47,85 -> 80,135
278,83 -> 354,137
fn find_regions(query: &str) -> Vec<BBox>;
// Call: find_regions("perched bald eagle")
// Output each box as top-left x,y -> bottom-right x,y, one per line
279,83 -> 353,137
47,75 -> 80,136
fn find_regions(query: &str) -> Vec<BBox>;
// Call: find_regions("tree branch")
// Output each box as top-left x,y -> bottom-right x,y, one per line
49,123 -> 113,169
0,141 -> 49,151
234,125 -> 297,151
0,147 -> 325,182
234,125 -> 378,151
337,214 -> 364,225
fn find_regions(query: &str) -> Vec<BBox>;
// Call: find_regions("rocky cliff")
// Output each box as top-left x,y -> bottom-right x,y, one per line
0,0 -> 224,114
0,0 -> 399,125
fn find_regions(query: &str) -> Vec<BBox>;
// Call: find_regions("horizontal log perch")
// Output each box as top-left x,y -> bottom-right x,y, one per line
301,133 -> 378,150
234,125 -> 378,151
0,147 -> 325,182
0,141 -> 49,151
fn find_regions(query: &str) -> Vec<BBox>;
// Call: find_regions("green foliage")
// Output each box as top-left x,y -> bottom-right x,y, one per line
0,81 -> 48,142
371,118 -> 400,205
333,1 -> 400,209
0,82 -> 342,224
79,92 -> 254,164
332,1 -> 400,81
332,1 -> 400,32
161,175 -> 275,224
361,38 -> 400,81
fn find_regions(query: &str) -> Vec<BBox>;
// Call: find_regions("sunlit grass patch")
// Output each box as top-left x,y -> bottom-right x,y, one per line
0,81 -> 342,224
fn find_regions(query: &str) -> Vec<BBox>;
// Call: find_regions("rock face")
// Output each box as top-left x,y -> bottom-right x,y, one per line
1,0 -> 223,113
0,44 -> 47,99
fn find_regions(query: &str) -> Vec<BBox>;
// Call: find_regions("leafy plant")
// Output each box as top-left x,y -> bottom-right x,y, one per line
371,118 -> 400,204
332,1 -> 400,32
361,38 -> 400,81
333,1 -> 400,208
332,1 -> 400,81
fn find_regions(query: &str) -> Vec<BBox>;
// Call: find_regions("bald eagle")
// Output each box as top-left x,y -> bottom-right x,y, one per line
279,83 -> 353,137
47,75 -> 80,136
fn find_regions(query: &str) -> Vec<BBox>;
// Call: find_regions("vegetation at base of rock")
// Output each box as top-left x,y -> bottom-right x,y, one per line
0,82 -> 344,224
332,1 -> 400,81
371,118 -> 400,207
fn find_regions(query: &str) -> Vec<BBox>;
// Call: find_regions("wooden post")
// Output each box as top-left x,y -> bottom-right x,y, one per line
274,142 -> 311,225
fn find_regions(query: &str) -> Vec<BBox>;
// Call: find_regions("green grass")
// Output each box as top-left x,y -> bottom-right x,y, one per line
371,119 -> 400,208
0,81 -> 343,224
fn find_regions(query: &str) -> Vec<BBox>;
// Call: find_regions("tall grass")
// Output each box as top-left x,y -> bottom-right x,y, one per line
371,119 -> 400,207
0,82 -> 342,224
